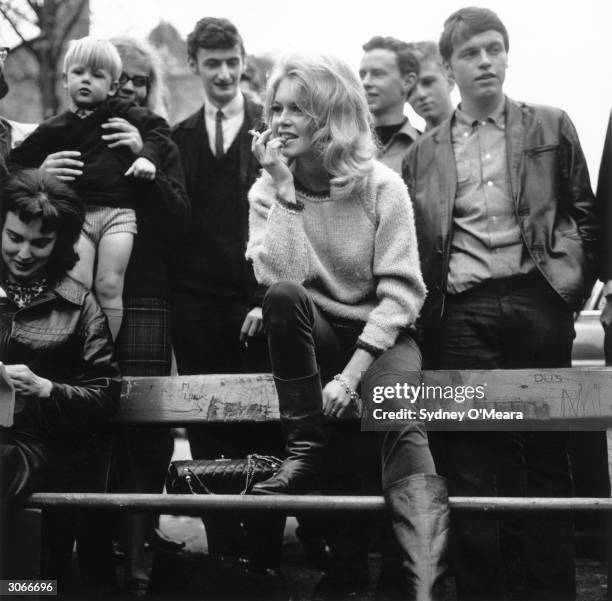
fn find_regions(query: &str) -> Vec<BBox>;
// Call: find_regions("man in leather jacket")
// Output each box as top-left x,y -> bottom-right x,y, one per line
403,8 -> 599,601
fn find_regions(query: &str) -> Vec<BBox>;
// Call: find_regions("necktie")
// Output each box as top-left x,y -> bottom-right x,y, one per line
215,109 -> 224,158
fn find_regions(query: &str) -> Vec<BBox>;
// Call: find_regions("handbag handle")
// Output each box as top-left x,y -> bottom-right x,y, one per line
180,454 -> 282,496
183,467 -> 214,495
241,454 -> 282,495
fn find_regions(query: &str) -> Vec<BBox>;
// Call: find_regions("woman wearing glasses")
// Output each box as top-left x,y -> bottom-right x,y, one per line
112,36 -> 190,596
39,37 -> 189,596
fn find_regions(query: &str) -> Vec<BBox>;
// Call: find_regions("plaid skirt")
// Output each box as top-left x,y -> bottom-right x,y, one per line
116,297 -> 172,377
113,298 -> 174,493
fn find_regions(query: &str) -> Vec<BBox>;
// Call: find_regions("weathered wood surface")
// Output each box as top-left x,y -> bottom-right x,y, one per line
26,493 -> 612,515
116,369 -> 612,427
118,373 -> 280,423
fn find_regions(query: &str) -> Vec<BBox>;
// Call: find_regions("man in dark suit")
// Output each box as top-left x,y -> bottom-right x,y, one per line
404,7 -> 599,601
171,17 -> 276,559
171,17 -> 264,378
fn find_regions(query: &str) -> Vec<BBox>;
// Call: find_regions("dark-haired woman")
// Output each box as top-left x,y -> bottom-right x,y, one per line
39,37 -> 189,594
0,170 -> 120,588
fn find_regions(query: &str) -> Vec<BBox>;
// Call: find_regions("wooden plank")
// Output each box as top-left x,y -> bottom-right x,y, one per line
25,493 -> 612,515
116,369 -> 612,426
118,373 -> 280,424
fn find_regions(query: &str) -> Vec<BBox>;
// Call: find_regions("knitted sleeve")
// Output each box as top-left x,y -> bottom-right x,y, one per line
112,98 -> 172,169
357,168 -> 427,353
246,173 -> 311,285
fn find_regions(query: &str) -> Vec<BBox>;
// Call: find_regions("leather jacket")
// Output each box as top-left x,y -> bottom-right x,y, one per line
1,276 -> 121,440
596,109 -> 612,283
404,97 -> 600,344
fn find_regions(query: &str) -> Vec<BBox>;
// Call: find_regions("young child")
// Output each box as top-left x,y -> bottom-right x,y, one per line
9,37 -> 172,339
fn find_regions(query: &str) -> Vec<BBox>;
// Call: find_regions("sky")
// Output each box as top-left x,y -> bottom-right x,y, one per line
4,0 -> 612,178
86,0 -> 612,181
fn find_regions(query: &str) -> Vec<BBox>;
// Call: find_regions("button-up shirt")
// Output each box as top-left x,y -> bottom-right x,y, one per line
203,92 -> 245,156
447,101 -> 534,294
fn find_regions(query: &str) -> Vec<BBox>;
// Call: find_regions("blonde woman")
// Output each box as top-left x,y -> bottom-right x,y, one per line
246,53 -> 448,599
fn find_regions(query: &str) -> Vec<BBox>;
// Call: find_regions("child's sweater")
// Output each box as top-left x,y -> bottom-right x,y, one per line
9,97 -> 171,209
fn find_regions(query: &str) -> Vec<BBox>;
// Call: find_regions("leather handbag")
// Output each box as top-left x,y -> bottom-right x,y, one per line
166,454 -> 282,495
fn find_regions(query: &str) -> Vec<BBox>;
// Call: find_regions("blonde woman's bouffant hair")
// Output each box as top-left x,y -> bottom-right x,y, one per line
110,36 -> 169,119
264,53 -> 376,199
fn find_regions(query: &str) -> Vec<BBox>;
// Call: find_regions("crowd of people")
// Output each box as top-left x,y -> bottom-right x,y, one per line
0,5 -> 610,601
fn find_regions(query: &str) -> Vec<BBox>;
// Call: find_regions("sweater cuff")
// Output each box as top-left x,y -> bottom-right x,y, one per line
139,143 -> 161,168
356,338 -> 385,358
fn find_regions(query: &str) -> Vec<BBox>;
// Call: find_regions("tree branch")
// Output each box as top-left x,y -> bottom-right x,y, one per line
0,5 -> 37,55
57,0 -> 88,48
22,0 -> 39,17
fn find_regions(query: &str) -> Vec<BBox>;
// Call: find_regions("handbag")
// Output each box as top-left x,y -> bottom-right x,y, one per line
166,454 -> 282,495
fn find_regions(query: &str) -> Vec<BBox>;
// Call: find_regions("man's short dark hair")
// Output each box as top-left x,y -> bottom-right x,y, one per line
187,17 -> 245,61
439,7 -> 509,63
362,36 -> 419,78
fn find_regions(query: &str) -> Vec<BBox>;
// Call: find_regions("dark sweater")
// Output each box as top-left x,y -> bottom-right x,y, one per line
123,140 -> 189,299
8,97 -> 171,209
171,97 -> 264,304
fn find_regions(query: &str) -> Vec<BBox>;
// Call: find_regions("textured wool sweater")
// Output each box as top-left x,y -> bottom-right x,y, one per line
246,160 -> 426,353
9,97 -> 171,209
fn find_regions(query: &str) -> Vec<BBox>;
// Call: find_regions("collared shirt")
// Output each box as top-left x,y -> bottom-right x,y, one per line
203,92 -> 245,156
447,100 -> 534,294
377,117 -> 420,175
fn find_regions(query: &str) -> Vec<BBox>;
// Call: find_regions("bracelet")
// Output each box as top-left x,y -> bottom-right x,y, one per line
333,374 -> 361,403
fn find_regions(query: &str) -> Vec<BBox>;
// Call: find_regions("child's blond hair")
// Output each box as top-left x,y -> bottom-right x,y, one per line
63,36 -> 122,81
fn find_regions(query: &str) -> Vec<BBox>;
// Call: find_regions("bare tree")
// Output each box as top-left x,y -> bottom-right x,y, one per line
0,0 -> 89,117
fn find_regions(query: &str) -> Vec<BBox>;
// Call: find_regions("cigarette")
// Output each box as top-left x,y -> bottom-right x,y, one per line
248,129 -> 261,137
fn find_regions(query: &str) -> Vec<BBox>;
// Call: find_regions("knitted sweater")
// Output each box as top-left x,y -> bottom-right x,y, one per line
9,97 -> 171,209
246,161 -> 426,353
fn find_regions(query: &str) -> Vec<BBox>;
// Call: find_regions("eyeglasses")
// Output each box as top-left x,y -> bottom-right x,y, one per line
118,72 -> 150,88
0,47 -> 9,61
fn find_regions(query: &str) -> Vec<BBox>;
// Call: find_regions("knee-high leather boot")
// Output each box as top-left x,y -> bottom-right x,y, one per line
383,474 -> 449,601
251,372 -> 326,495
